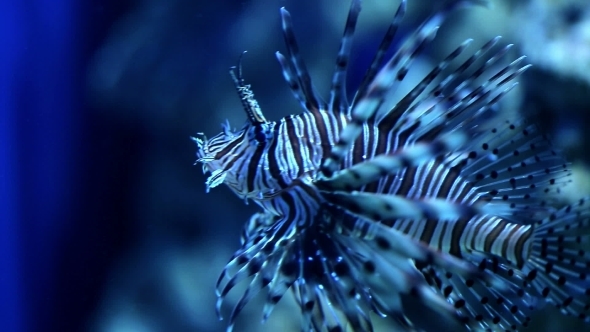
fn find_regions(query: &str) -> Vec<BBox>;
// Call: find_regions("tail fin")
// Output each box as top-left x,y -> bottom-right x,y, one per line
525,197 -> 590,320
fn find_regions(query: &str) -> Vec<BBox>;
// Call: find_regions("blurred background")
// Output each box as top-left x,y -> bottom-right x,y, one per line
3,0 -> 590,331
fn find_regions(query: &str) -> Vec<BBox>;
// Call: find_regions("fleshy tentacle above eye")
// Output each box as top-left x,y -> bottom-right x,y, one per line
229,52 -> 268,125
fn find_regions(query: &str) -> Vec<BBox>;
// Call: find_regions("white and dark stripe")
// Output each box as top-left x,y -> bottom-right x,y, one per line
196,1 -> 588,331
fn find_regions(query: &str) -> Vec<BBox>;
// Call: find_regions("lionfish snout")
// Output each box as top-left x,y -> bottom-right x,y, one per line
191,131 -> 234,193
192,122 -> 265,196
192,133 -> 209,162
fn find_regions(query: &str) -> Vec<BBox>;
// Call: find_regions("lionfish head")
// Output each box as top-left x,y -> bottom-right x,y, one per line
193,53 -> 275,195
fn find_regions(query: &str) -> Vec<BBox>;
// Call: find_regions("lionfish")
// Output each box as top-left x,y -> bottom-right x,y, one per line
193,0 -> 590,331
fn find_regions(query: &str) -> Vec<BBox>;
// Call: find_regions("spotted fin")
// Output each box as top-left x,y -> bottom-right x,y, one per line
457,120 -> 571,221
383,50 -> 531,149
524,198 -> 590,321
331,215 -> 507,328
329,0 -> 362,113
423,256 -> 539,331
420,199 -> 590,330
321,0 -> 490,177
216,216 -> 298,330
278,7 -> 325,113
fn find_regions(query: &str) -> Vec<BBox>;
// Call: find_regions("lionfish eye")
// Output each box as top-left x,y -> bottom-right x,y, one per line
253,125 -> 268,143
251,122 -> 274,144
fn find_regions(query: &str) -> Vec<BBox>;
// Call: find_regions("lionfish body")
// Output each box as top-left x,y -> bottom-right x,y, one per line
194,0 -> 590,331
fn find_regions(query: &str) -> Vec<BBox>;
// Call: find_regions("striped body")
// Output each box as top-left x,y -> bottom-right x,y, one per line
205,108 -> 536,267
193,1 -> 590,331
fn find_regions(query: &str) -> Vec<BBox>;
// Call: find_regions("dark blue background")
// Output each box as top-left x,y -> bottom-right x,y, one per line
1,1 -> 135,331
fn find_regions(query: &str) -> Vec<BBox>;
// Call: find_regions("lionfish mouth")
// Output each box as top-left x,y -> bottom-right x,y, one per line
191,134 -> 229,193
191,132 -> 209,164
